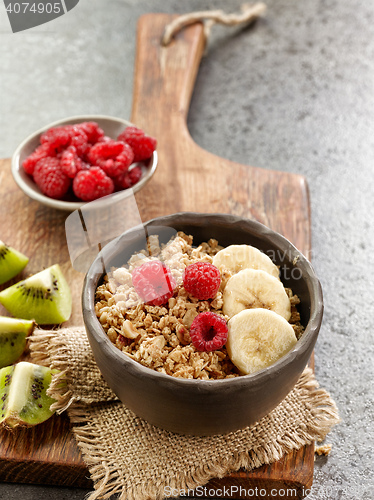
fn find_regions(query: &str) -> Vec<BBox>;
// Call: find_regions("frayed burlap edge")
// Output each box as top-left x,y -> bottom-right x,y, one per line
29,330 -> 74,412
65,367 -> 340,500
29,327 -> 105,413
30,327 -> 118,412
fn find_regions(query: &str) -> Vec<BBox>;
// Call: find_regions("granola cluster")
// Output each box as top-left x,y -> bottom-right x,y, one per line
95,232 -> 303,380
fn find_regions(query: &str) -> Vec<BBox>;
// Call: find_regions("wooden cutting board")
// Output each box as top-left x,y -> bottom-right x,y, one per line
0,13 -> 314,499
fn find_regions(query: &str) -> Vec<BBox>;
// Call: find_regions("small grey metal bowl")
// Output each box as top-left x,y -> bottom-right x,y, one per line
82,213 -> 323,436
11,115 -> 158,211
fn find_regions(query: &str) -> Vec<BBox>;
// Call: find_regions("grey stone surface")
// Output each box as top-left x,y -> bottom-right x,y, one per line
1,0 -> 373,499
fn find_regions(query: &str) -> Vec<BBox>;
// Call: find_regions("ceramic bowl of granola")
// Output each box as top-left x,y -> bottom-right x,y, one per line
82,212 -> 323,436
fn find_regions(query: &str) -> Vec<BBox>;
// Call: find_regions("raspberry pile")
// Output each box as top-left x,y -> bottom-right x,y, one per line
22,121 -> 157,202
190,311 -> 228,352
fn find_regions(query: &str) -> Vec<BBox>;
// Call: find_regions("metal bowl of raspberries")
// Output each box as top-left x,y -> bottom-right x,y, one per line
82,212 -> 323,436
11,115 -> 158,211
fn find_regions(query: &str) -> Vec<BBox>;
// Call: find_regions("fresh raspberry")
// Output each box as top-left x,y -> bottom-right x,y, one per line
88,140 -> 125,164
70,127 -> 89,157
115,144 -> 135,170
78,161 -> 91,172
95,158 -> 115,175
189,312 -> 228,352
99,144 -> 134,178
40,125 -> 72,151
183,262 -> 221,300
87,140 -> 134,177
114,165 -> 142,190
33,157 -> 71,199
40,125 -> 90,156
117,126 -> 156,162
72,166 -> 114,202
128,165 -> 142,185
77,121 -> 104,144
60,145 -> 83,178
132,260 -> 176,306
118,126 -> 143,142
22,143 -> 53,175
113,171 -> 130,190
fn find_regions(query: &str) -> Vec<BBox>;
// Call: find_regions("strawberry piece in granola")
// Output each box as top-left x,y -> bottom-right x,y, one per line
132,260 -> 176,306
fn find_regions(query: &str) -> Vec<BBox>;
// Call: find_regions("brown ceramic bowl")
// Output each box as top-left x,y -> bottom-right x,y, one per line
82,213 -> 323,436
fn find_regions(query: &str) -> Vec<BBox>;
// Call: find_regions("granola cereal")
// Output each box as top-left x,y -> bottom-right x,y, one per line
95,232 -> 304,380
315,443 -> 332,456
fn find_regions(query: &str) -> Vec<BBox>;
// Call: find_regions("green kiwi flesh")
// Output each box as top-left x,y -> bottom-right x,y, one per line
0,316 -> 35,368
0,241 -> 29,285
0,362 -> 58,428
0,264 -> 72,325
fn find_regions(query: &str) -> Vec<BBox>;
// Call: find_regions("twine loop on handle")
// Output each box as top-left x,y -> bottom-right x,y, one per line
162,2 -> 267,46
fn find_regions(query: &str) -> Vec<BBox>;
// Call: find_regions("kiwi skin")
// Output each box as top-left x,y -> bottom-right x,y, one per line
0,317 -> 35,368
0,241 -> 29,285
0,264 -> 72,325
0,362 -> 58,428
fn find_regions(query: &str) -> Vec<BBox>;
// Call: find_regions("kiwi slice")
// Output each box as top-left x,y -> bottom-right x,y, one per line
0,362 -> 58,428
0,240 -> 29,285
0,264 -> 72,325
0,316 -> 35,368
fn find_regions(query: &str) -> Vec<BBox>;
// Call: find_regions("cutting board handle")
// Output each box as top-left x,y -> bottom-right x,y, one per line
130,13 -> 311,257
131,13 -> 205,137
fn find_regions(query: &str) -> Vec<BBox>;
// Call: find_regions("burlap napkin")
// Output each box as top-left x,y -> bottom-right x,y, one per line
29,327 -> 339,500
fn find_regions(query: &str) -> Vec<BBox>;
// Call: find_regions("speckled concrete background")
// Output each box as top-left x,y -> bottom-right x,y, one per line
0,1 -> 373,499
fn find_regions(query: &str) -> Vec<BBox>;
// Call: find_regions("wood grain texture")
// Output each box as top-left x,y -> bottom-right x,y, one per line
0,12 -> 313,497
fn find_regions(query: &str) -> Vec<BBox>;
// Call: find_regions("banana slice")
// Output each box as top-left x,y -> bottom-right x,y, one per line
227,308 -> 297,375
223,268 -> 291,320
212,244 -> 279,279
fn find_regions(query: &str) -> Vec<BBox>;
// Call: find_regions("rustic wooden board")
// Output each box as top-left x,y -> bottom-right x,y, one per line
0,12 -> 314,498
